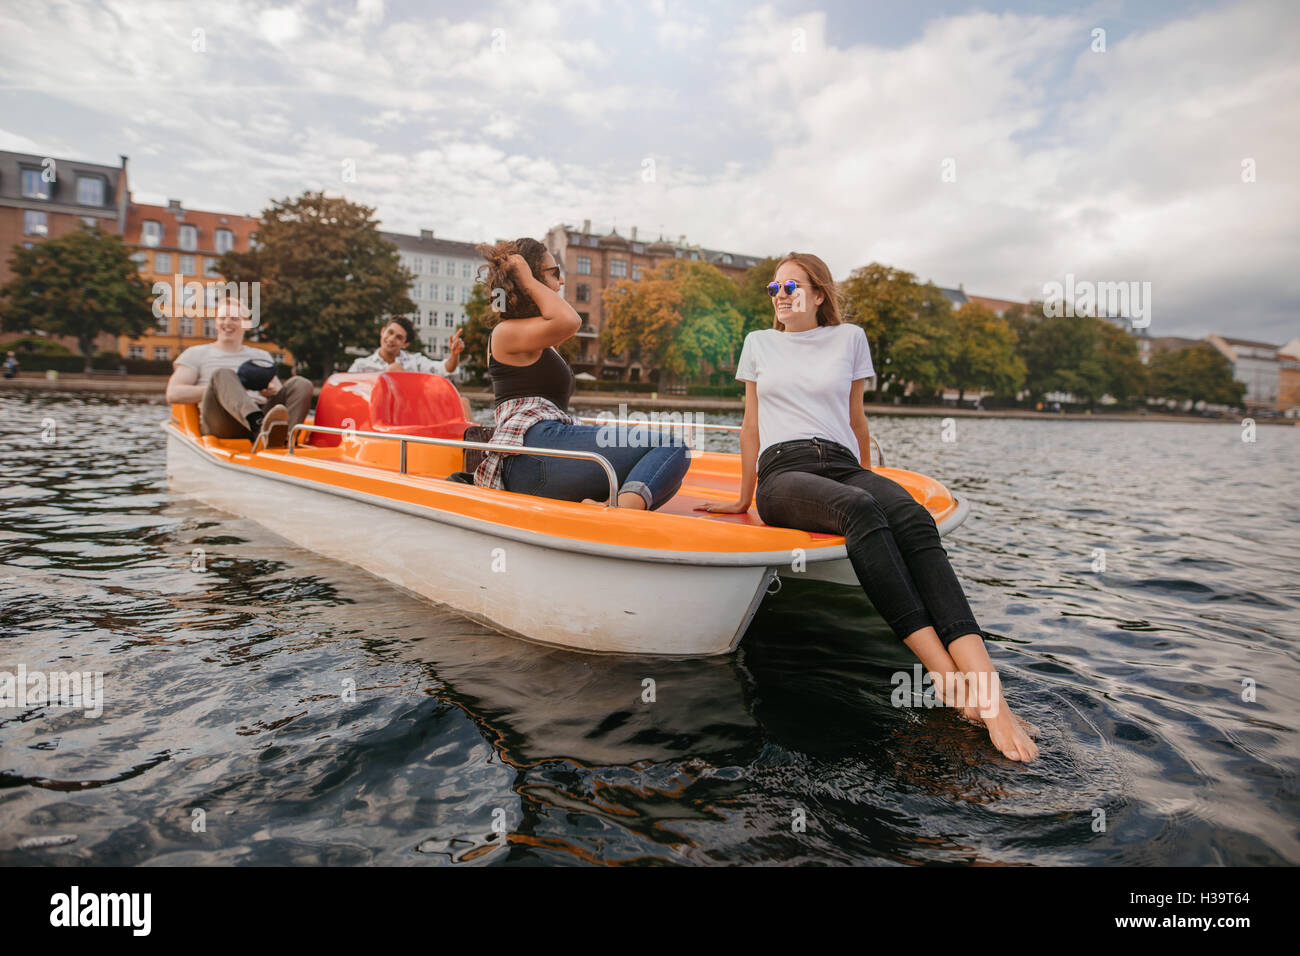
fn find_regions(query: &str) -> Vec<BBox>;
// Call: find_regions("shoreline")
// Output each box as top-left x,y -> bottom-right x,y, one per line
2,374 -> 1291,425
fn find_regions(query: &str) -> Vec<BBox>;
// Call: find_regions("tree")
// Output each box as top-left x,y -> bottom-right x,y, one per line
218,191 -> 414,376
0,226 -> 154,372
458,282 -> 493,383
951,302 -> 1026,400
601,258 -> 743,384
1147,343 -> 1245,406
734,256 -> 784,341
1020,314 -> 1145,406
840,263 -> 957,400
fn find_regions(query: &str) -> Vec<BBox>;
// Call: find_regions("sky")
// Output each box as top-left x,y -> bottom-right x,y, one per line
0,0 -> 1296,342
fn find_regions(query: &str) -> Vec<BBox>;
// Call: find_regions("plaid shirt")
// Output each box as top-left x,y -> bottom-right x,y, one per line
473,396 -> 578,490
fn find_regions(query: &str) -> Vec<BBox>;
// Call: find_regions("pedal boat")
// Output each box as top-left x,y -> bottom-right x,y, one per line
163,371 -> 971,656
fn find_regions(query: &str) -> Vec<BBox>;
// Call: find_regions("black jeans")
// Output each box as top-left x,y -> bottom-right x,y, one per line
756,437 -> 981,648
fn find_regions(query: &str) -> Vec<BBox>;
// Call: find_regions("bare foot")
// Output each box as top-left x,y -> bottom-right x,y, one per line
958,705 -> 1039,740
983,709 -> 1039,762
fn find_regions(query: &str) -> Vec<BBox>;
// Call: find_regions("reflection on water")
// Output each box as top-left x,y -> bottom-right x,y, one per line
1,394 -> 1297,865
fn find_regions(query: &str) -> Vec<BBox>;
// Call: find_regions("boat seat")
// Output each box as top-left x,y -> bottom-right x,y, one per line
172,403 -> 201,438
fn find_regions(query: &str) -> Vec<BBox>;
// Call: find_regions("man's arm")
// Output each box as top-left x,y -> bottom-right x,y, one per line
166,363 -> 205,404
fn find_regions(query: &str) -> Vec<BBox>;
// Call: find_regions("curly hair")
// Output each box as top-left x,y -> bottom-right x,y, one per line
475,238 -> 550,322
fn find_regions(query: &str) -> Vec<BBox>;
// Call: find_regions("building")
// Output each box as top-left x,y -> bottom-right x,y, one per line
967,294 -> 1021,316
1204,334 -> 1282,412
379,229 -> 481,366
1276,337 -> 1300,414
119,199 -> 291,364
0,149 -> 129,353
543,220 -> 766,382
1138,335 -> 1201,365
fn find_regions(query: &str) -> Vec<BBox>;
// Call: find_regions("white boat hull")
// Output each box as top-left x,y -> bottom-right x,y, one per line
166,431 -> 776,656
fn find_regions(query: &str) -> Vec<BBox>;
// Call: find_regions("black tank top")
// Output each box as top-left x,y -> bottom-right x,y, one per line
488,329 -> 576,410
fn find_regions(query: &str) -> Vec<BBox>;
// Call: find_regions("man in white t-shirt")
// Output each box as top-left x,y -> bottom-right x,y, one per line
348,317 -> 463,376
349,316 -> 472,419
165,299 -> 313,447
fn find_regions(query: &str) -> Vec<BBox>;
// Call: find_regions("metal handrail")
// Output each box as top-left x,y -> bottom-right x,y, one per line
285,424 -> 621,505
575,417 -> 887,467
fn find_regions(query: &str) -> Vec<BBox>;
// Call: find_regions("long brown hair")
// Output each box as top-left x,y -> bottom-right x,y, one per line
772,252 -> 843,330
476,237 -> 550,323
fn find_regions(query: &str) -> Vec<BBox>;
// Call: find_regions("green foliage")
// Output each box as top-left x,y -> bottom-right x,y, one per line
1147,343 -> 1245,406
601,259 -> 743,384
951,302 -> 1026,399
0,226 -> 155,371
218,191 -> 415,376
1020,313 -> 1146,405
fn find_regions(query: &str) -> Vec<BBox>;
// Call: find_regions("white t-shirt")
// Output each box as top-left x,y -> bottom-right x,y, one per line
348,350 -> 449,376
734,323 -> 875,459
175,342 -> 276,404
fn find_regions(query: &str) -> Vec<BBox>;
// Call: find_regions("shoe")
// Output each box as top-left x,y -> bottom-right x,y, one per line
255,405 -> 289,449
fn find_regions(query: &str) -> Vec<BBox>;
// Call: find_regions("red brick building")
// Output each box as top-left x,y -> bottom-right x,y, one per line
543,220 -> 766,382
119,199 -> 290,364
0,150 -> 129,353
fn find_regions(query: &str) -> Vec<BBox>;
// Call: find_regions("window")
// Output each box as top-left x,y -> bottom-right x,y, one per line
445,313 -> 454,328
413,282 -> 423,299
21,168 -> 51,199
429,284 -> 439,300
446,260 -> 455,275
577,256 -> 591,275
142,221 -> 163,247
155,252 -> 172,273
180,317 -> 195,336
180,255 -> 195,275
461,263 -> 471,278
690,252 -> 699,261
429,259 -> 439,276
77,177 -> 105,206
609,258 -> 627,277
632,265 -> 642,280
81,217 -> 97,228
182,285 -> 198,309
413,257 -> 424,274
214,228 -> 234,254
130,251 -> 148,273
128,345 -> 145,359
576,283 -> 590,302
155,312 -> 170,332
153,347 -> 170,361
203,318 -> 216,338
445,285 -> 454,301
722,253 -> 733,264
632,242 -> 644,253
179,224 -> 197,251
204,257 -> 220,277
23,211 -> 48,236
459,286 -> 469,304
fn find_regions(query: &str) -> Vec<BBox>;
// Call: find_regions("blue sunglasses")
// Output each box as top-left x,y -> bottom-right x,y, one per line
766,279 -> 802,297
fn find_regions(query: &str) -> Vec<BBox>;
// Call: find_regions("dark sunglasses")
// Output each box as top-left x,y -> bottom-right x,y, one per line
767,279 -> 802,297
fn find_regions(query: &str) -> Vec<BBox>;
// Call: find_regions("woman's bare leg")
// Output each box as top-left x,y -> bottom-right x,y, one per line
903,627 -> 1039,762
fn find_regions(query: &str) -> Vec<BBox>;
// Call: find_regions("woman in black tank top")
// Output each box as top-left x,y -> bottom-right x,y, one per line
476,238 -> 691,511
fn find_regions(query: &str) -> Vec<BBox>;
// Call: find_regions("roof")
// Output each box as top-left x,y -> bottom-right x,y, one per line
1219,335 -> 1279,350
935,286 -> 969,307
125,201 -> 257,250
0,149 -> 126,216
558,222 -> 765,269
381,230 -> 482,258
967,294 -> 1022,314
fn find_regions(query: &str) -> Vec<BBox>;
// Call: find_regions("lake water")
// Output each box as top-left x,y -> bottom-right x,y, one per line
1,393 -> 1296,865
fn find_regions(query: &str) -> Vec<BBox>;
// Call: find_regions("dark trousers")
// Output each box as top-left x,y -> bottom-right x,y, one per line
756,437 -> 981,647
200,367 -> 313,439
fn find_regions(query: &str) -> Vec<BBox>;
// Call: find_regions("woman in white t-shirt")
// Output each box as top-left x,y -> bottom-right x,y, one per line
698,253 -> 1038,763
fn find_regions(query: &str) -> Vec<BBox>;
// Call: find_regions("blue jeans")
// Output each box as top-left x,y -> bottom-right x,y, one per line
503,420 -> 691,510
755,437 -> 981,647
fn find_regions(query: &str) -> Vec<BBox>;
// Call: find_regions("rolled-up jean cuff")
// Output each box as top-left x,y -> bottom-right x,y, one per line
936,620 -> 982,648
889,608 -> 935,643
619,480 -> 653,509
